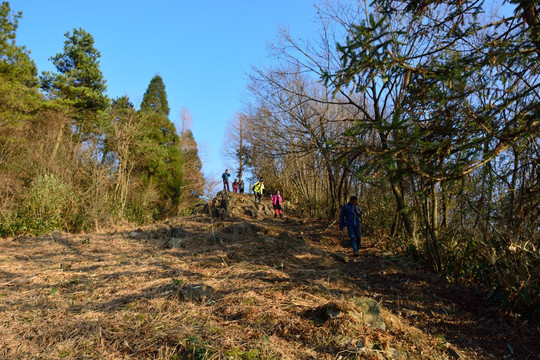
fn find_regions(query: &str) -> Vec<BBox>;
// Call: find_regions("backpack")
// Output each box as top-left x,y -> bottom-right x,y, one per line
253,182 -> 261,192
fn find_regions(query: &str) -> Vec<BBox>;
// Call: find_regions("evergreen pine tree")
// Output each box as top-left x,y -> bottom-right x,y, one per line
41,28 -> 109,138
0,1 -> 41,127
137,75 -> 184,214
140,74 -> 170,116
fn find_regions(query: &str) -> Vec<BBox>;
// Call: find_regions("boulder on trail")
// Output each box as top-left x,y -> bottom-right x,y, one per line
351,296 -> 386,330
166,227 -> 189,248
244,205 -> 258,218
128,231 -> 146,240
180,283 -> 214,303
167,237 -> 185,249
168,227 -> 188,238
225,222 -> 257,236
305,297 -> 386,331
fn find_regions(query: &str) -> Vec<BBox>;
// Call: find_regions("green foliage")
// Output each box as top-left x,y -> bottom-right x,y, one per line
484,240 -> 540,315
0,4 -> 205,239
136,76 -> 184,214
322,0 -> 539,301
223,347 -> 261,359
180,128 -> 204,199
140,74 -> 170,116
41,27 -> 109,137
13,174 -> 74,235
0,1 -> 41,126
179,335 -> 215,360
124,182 -> 159,224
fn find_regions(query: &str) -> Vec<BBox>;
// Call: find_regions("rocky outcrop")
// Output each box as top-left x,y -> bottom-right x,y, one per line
205,191 -> 275,219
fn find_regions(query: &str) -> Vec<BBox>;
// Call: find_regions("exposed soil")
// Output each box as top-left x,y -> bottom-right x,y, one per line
0,196 -> 538,359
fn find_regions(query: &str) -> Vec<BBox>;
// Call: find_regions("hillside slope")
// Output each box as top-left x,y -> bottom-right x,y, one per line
0,193 -> 538,359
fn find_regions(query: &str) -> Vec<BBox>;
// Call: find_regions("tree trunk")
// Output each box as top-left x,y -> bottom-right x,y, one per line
51,123 -> 65,160
390,181 -> 418,254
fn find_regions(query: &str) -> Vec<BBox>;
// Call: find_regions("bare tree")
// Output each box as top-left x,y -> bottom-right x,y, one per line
223,112 -> 250,182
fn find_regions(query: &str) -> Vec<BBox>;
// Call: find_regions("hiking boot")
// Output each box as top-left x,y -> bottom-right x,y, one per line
353,253 -> 359,257
274,213 -> 277,218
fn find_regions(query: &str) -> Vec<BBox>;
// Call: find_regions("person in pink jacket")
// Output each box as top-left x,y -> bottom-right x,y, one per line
271,191 -> 284,219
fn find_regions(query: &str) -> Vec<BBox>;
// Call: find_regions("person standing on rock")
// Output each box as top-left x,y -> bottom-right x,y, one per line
222,169 -> 231,192
271,190 -> 284,219
339,196 -> 363,257
252,178 -> 264,203
232,179 -> 239,193
239,180 -> 245,194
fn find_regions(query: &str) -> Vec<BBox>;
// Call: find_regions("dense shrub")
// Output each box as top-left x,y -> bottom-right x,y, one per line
13,174 -> 74,235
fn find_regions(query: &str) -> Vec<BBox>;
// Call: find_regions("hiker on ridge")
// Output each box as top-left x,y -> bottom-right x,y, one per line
339,196 -> 363,257
252,178 -> 264,204
239,180 -> 245,194
221,169 -> 231,192
232,179 -> 239,193
271,190 -> 284,219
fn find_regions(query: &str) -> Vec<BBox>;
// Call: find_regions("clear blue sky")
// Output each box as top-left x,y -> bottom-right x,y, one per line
10,0 -> 320,180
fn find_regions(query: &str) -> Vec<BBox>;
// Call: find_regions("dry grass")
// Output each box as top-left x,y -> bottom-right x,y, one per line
0,212 -> 538,359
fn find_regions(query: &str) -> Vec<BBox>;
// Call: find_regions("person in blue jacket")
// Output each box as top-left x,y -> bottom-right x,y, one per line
221,169 -> 231,191
339,196 -> 363,256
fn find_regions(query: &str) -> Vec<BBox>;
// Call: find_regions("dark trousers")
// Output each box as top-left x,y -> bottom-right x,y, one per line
223,180 -> 229,191
346,224 -> 361,253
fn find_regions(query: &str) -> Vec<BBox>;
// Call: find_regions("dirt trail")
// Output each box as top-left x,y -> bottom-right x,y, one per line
0,205 -> 538,359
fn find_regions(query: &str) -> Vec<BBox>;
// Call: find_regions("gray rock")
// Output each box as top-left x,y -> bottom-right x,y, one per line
244,206 -> 258,218
180,283 -> 214,302
325,305 -> 342,320
222,197 -> 231,211
260,236 -> 276,245
168,227 -> 188,238
332,253 -> 350,263
128,231 -> 145,239
48,230 -> 64,240
213,208 -> 229,219
168,237 -> 184,249
207,234 -> 224,244
229,223 -> 255,236
352,296 -> 386,330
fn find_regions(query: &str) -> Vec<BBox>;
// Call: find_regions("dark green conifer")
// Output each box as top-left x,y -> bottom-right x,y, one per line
140,75 -> 170,116
0,1 -> 41,126
41,28 -> 109,137
137,75 -> 184,214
